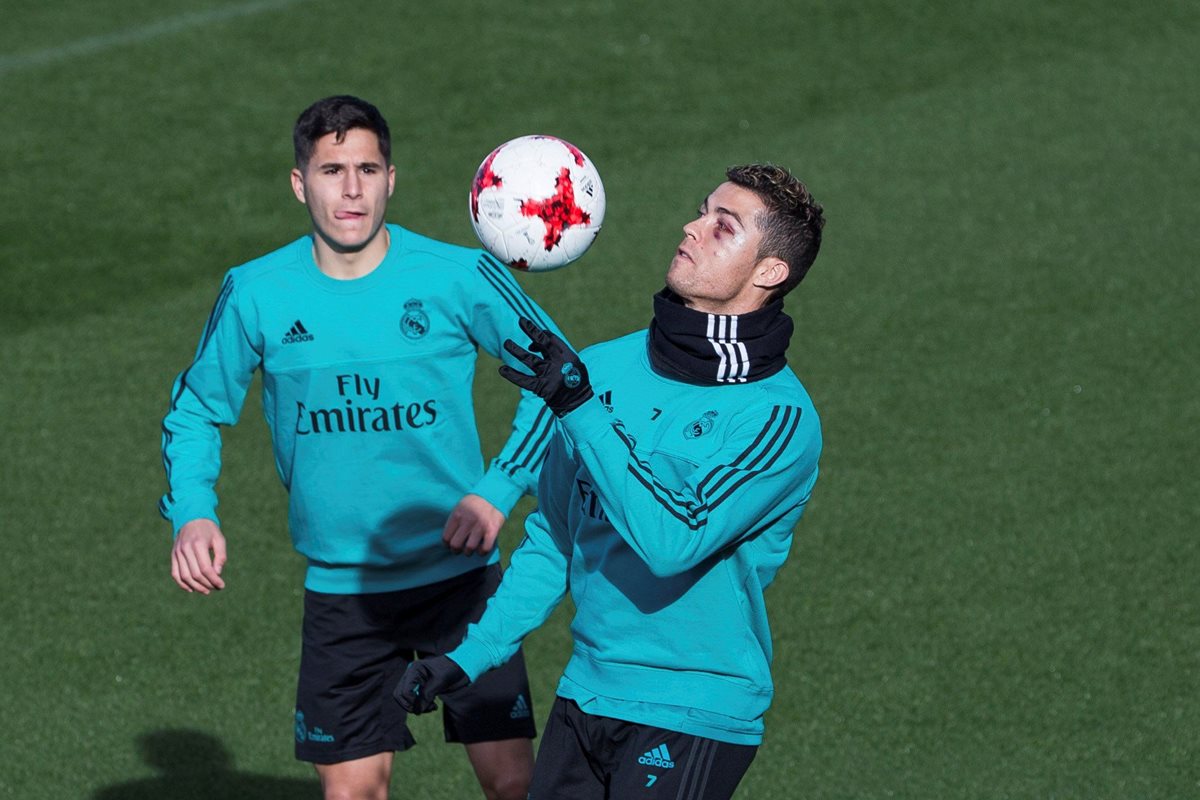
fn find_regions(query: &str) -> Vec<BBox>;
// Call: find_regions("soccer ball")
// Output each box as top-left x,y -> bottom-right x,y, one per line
469,135 -> 605,272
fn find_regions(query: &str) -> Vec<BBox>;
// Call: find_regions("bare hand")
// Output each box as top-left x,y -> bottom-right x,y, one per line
172,518 -> 227,594
442,494 -> 506,556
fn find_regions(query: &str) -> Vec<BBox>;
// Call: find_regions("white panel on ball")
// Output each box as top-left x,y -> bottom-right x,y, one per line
469,135 -> 605,272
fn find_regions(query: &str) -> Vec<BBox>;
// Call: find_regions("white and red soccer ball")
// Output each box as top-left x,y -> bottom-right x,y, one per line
469,135 -> 605,272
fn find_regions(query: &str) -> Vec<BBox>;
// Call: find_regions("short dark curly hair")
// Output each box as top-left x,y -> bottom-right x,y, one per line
725,164 -> 824,301
293,95 -> 391,170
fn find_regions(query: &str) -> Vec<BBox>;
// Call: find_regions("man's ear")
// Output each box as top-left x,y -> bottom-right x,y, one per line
755,256 -> 789,291
290,167 -> 307,205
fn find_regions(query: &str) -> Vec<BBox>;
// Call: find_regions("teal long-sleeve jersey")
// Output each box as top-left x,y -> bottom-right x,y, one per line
450,328 -> 822,744
159,224 -> 558,593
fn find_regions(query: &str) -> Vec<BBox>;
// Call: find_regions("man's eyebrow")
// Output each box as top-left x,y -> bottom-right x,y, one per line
315,159 -> 384,170
714,205 -> 745,227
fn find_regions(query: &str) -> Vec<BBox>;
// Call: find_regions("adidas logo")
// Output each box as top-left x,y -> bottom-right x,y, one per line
509,694 -> 531,720
598,390 -> 614,413
637,743 -> 675,769
282,320 -> 314,344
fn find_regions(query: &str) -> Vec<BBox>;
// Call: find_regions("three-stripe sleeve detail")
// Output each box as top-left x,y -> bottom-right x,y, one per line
696,406 -> 802,510
168,275 -> 235,410
498,405 -> 554,477
477,253 -> 557,481
615,405 -> 803,531
476,253 -> 552,329
161,275 -> 235,491
197,276 -> 235,361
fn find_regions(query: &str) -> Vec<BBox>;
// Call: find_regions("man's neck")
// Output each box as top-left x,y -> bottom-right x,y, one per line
672,284 -> 771,316
312,226 -> 391,280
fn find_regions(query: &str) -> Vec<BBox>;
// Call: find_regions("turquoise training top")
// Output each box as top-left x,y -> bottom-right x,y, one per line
159,224 -> 558,593
451,303 -> 822,745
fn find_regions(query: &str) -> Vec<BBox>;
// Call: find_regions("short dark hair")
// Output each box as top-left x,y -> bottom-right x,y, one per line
725,164 -> 825,301
293,95 -> 391,170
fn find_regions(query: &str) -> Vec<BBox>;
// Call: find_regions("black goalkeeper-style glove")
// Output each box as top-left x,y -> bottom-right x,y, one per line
499,317 -> 594,417
392,655 -> 470,714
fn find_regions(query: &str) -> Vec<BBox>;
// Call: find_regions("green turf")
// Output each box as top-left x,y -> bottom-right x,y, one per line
2,1 -> 1197,797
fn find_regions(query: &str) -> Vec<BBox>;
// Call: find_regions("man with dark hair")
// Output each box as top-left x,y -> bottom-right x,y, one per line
724,164 -> 824,300
160,95 -> 556,800
396,164 -> 826,799
292,94 -> 394,170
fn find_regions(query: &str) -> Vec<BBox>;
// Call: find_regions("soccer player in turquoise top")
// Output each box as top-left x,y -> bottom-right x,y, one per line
396,164 -> 826,799
159,96 -> 559,800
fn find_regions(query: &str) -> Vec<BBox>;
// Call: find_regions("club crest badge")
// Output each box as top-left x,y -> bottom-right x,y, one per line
400,299 -> 430,340
294,711 -> 308,744
562,362 -> 582,388
683,410 -> 718,439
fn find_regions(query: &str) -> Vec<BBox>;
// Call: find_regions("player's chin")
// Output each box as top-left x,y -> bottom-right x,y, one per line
664,264 -> 692,294
320,220 -> 382,252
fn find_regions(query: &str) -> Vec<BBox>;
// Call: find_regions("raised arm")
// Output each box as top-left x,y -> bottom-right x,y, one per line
562,399 -> 817,576
500,318 -> 820,578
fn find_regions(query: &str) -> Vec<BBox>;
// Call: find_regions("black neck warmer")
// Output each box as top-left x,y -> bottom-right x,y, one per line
647,288 -> 793,385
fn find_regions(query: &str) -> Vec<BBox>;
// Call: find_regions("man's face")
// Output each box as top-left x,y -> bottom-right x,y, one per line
291,128 -> 395,253
666,182 -> 777,314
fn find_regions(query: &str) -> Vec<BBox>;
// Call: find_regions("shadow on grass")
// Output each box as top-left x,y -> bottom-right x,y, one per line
92,729 -> 321,800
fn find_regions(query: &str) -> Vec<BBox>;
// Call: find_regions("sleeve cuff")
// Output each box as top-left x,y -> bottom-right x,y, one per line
162,492 -> 219,537
448,637 -> 497,683
559,395 -> 613,447
470,468 -> 526,517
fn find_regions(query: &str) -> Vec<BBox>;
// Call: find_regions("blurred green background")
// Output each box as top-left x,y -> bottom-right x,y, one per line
2,1 -> 1197,797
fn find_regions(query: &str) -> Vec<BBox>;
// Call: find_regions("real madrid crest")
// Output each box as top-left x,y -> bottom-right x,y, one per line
683,410 -> 718,439
400,299 -> 430,340
561,362 -> 582,388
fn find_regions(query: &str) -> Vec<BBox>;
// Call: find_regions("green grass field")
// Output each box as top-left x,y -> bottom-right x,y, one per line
2,1 -> 1197,797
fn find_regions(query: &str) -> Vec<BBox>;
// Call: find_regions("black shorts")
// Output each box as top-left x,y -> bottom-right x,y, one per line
294,564 -> 536,764
529,697 -> 757,800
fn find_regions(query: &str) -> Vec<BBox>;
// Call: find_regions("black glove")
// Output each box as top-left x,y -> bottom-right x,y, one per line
499,317 -> 594,417
392,655 -> 470,714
